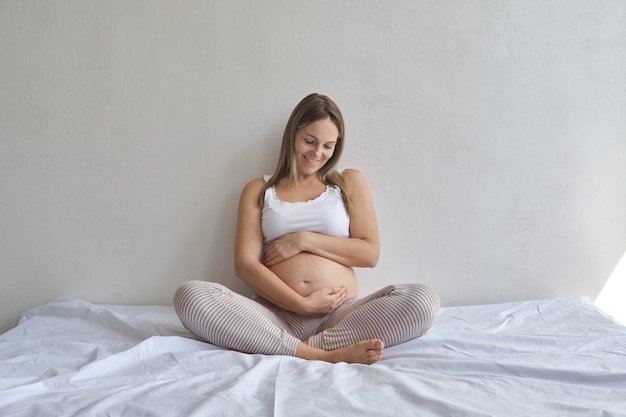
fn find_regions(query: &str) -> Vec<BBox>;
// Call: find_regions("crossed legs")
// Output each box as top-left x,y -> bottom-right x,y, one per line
174,281 -> 440,365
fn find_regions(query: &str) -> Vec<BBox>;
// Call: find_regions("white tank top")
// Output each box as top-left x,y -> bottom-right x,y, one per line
261,176 -> 350,242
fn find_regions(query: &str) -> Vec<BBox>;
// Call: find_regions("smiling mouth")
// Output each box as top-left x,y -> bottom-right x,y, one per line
304,155 -> 320,163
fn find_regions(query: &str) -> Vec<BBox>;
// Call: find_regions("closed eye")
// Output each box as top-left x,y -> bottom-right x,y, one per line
304,134 -> 336,149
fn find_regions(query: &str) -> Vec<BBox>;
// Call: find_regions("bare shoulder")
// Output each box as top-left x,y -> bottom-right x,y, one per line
341,168 -> 370,191
241,177 -> 265,195
238,178 -> 266,206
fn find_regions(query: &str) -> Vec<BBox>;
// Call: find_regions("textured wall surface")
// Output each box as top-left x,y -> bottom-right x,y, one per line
1,1 -> 625,332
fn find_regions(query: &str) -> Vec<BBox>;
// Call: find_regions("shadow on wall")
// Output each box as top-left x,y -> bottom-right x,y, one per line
200,128 -> 281,298
594,249 -> 626,325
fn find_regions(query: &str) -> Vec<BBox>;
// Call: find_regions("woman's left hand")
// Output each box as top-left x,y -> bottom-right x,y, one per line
263,232 -> 305,266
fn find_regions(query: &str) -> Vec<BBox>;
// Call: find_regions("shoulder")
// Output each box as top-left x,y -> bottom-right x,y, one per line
340,168 -> 369,189
240,178 -> 266,200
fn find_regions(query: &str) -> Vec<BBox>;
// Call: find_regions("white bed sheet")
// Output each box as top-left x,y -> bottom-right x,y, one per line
1,297 -> 625,416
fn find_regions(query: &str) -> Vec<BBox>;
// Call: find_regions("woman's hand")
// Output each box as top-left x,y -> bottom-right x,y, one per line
300,286 -> 348,316
263,232 -> 306,266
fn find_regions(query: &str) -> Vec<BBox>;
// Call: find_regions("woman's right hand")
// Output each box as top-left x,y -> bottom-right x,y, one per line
301,286 -> 349,316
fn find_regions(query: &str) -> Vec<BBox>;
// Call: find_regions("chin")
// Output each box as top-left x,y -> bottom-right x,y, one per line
298,162 -> 326,175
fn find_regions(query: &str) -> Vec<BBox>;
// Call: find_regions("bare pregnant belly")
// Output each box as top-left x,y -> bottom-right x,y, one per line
269,252 -> 358,298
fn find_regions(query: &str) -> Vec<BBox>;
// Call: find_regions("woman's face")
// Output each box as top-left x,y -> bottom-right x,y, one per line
293,117 -> 339,177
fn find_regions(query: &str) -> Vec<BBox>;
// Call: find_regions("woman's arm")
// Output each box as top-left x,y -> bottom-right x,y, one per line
234,179 -> 348,315
263,169 -> 380,268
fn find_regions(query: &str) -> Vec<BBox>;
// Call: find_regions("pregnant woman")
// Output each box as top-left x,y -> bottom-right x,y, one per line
174,93 -> 440,364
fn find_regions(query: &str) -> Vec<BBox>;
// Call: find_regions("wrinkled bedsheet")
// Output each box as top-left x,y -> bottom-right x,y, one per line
1,297 -> 625,416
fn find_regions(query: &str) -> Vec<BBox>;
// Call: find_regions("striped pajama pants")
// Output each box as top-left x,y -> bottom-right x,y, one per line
174,281 -> 440,356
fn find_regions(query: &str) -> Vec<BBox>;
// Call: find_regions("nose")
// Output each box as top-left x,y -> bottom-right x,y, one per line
309,144 -> 322,156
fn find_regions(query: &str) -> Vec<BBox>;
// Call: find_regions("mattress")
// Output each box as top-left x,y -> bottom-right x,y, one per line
1,296 -> 625,416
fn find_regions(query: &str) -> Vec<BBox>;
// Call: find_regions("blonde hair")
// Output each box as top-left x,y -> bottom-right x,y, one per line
258,93 -> 352,214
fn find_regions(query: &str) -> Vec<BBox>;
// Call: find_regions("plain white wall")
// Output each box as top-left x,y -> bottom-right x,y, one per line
1,1 -> 625,333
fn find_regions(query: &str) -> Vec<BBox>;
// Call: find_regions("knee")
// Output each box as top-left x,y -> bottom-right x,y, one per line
418,284 -> 440,310
173,280 -> 200,305
173,281 -> 226,311
396,284 -> 441,320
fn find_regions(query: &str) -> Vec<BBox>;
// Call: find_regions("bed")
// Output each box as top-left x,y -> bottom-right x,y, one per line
1,296 -> 625,416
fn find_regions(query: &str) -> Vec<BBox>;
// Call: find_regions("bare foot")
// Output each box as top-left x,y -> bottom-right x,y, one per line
296,339 -> 384,365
